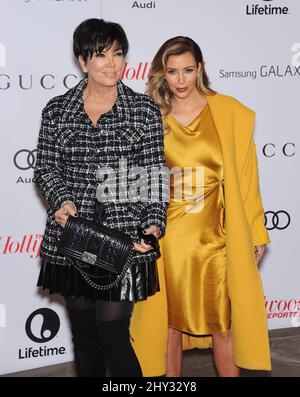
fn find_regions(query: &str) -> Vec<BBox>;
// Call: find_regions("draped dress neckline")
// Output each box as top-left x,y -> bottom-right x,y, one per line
167,104 -> 209,134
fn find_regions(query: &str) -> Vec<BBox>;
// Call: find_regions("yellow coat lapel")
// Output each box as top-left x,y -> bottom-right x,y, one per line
207,93 -> 271,370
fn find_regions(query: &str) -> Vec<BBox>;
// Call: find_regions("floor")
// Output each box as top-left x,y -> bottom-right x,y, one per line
2,327 -> 300,377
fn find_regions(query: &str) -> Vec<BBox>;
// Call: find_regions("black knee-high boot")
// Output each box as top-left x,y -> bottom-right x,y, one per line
67,307 -> 106,377
96,317 -> 143,377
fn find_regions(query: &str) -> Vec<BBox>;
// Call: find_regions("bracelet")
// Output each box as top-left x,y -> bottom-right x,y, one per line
60,200 -> 76,209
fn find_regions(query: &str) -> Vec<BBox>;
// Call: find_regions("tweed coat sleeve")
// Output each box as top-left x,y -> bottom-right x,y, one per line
34,100 -> 76,214
240,136 -> 270,247
138,101 -> 169,236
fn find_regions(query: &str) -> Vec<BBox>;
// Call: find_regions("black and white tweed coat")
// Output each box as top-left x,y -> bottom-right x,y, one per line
34,78 -> 168,267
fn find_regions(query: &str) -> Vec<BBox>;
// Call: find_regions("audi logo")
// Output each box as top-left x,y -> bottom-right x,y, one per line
13,149 -> 37,170
264,210 -> 291,230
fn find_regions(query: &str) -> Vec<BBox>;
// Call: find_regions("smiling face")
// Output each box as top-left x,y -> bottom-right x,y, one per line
79,41 -> 125,87
164,51 -> 201,99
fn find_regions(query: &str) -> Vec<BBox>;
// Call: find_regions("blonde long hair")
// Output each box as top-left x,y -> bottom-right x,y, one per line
147,36 -> 216,131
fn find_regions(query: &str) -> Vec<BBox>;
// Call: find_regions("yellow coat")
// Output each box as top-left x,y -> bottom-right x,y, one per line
130,93 -> 271,375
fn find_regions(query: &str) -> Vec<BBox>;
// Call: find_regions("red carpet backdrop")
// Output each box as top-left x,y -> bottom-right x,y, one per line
0,0 -> 299,374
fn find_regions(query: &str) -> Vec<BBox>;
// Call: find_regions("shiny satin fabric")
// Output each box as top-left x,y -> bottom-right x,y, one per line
132,94 -> 271,373
163,105 -> 231,335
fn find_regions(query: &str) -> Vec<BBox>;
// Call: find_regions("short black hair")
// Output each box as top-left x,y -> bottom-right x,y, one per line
73,18 -> 129,63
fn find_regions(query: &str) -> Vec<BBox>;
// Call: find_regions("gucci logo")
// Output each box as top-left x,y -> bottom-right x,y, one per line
264,210 -> 291,230
262,143 -> 295,157
13,149 -> 37,170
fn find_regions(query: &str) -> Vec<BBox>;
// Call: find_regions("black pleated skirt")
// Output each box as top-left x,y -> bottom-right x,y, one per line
37,259 -> 159,302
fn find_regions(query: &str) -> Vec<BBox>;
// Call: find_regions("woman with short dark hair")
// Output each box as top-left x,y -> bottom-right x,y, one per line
34,18 -> 167,377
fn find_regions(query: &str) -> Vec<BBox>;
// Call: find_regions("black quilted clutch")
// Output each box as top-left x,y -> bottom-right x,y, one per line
57,211 -> 133,290
56,202 -> 160,290
58,215 -> 133,272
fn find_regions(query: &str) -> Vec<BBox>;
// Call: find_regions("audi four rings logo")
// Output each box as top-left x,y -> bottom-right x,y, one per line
25,308 -> 60,343
14,149 -> 37,170
265,211 -> 291,230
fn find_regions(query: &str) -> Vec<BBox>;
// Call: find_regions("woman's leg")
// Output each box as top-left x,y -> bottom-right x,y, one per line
95,300 -> 143,377
166,327 -> 183,377
65,296 -> 106,377
212,330 -> 240,377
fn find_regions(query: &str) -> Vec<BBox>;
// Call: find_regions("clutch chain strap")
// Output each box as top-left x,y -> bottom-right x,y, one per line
74,249 -> 134,291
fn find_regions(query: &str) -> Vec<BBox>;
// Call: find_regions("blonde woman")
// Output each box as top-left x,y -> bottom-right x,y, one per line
144,36 -> 271,376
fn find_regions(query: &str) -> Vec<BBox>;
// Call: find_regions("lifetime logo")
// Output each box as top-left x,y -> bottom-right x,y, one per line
0,43 -> 6,68
0,303 -> 6,328
25,308 -> 60,343
246,0 -> 289,16
19,308 -> 66,360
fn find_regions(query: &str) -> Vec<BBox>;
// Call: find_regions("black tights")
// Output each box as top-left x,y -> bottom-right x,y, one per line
65,296 -> 142,377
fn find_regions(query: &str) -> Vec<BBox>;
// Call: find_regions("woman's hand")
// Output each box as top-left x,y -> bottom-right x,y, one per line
255,245 -> 266,263
133,225 -> 160,253
54,201 -> 78,228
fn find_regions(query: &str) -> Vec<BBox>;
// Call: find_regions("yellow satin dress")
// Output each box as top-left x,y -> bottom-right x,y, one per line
164,104 -> 231,336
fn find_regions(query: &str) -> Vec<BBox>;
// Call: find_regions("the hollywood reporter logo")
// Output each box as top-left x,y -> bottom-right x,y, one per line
265,297 -> 300,324
0,233 -> 42,259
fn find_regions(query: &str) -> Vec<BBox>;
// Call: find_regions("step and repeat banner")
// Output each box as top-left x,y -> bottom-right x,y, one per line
0,0 -> 299,375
